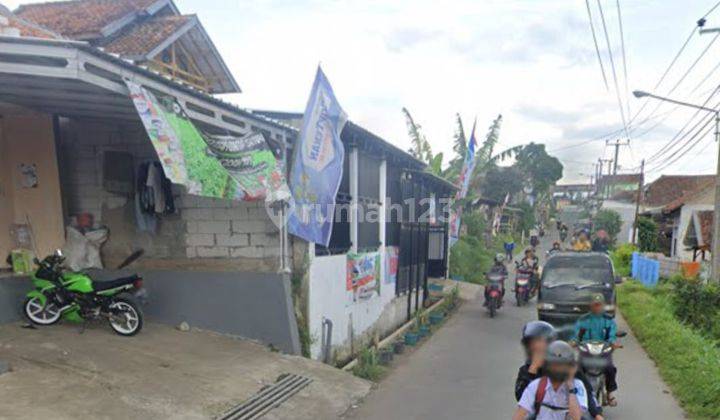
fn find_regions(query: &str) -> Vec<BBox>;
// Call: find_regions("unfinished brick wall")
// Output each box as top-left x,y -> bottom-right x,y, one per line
57,118 -> 284,271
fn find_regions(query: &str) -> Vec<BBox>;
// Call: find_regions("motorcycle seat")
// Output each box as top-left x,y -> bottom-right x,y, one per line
93,275 -> 140,292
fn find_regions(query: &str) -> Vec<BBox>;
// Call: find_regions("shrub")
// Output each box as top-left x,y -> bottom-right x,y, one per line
618,281 -> 720,419
670,276 -> 720,341
638,216 -> 659,252
352,348 -> 385,381
610,243 -> 636,277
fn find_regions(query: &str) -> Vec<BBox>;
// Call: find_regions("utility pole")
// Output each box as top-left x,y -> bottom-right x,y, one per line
632,159 -> 645,245
599,158 -> 613,198
607,139 -> 630,175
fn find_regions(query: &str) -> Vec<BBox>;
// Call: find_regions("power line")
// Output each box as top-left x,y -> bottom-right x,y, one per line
597,0 -> 630,137
647,121 -> 714,174
646,113 -> 716,173
616,0 -> 631,118
585,0 -> 610,90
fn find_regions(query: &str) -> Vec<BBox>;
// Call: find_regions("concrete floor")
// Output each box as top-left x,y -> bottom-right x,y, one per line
0,322 -> 370,420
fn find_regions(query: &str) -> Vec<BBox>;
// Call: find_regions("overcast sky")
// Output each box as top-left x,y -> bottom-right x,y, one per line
7,0 -> 720,182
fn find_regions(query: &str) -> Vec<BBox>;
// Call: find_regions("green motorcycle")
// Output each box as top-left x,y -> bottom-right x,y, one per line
23,250 -> 145,336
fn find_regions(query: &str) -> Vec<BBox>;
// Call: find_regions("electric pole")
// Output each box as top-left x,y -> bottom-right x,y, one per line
599,158 -> 613,198
632,159 -> 645,245
607,139 -> 630,175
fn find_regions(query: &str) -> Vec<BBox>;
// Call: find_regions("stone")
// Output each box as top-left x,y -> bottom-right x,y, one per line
176,322 -> 190,332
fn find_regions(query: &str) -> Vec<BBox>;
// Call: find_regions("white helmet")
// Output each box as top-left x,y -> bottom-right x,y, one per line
495,253 -> 505,263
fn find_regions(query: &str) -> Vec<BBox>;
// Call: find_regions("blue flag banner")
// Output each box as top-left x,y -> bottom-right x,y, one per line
287,67 -> 348,246
449,120 -> 477,247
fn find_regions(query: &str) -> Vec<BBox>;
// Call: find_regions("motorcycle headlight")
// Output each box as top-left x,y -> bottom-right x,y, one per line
604,304 -> 615,312
537,303 -> 555,311
602,345 -> 614,354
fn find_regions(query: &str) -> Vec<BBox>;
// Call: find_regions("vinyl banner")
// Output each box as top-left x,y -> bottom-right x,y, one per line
204,132 -> 291,203
126,80 -> 290,202
347,251 -> 381,302
126,80 -> 238,198
384,246 -> 399,285
287,67 -> 348,246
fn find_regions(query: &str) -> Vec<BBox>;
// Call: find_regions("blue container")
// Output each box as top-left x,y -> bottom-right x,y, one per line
419,325 -> 431,337
404,332 -> 419,346
429,312 -> 444,325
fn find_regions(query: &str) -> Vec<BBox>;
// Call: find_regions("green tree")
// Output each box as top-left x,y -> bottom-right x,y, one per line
513,142 -> 563,195
638,217 -> 659,252
444,114 -> 468,182
402,107 -> 444,176
594,209 -> 623,241
482,165 -> 524,202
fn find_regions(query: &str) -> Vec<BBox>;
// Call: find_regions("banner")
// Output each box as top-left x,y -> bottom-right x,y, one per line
449,120 -> 477,247
347,251 -> 381,302
126,80 -> 289,202
204,132 -> 290,203
287,67 -> 348,246
384,246 -> 399,285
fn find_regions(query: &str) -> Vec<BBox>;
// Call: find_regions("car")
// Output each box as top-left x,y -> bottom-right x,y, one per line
536,252 -> 621,338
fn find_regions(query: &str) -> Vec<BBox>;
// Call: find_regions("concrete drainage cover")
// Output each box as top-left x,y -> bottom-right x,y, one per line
218,374 -> 313,420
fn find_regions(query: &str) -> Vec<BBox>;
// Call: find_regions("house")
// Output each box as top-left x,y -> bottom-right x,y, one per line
597,173 -> 641,199
0,0 -> 454,361
640,175 -> 715,258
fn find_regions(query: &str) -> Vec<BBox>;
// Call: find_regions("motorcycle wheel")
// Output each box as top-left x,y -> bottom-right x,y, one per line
108,297 -> 143,336
489,300 -> 497,318
516,293 -> 522,307
24,297 -> 61,325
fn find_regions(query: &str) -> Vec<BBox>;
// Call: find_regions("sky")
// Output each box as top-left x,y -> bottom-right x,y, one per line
6,0 -> 720,183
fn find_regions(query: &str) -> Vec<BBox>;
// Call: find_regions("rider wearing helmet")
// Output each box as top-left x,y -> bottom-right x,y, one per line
484,253 -> 508,304
513,340 -> 589,420
515,321 -> 603,419
549,241 -> 562,255
574,293 -> 619,407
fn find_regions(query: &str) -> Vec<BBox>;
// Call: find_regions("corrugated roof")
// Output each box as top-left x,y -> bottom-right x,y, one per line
16,0 -> 159,39
102,14 -> 190,56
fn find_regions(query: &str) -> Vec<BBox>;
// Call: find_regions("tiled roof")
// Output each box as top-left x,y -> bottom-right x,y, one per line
644,175 -> 715,208
698,210 -> 713,246
102,15 -> 191,57
0,4 -> 62,39
609,189 -> 637,202
16,0 -> 159,39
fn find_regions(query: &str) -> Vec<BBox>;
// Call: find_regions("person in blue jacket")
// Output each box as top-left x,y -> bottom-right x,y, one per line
574,293 -> 620,406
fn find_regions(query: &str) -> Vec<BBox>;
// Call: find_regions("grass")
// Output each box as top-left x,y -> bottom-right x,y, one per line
618,281 -> 720,419
352,348 -> 386,381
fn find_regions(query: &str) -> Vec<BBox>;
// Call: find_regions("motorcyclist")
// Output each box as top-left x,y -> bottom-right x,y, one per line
518,248 -> 540,293
559,224 -> 569,242
572,231 -> 592,252
515,321 -> 603,419
592,230 -> 610,253
573,293 -> 620,407
484,253 -> 507,305
513,340 -> 589,420
548,241 -> 562,255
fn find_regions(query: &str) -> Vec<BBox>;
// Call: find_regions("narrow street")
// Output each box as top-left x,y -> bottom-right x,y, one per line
349,236 -> 686,420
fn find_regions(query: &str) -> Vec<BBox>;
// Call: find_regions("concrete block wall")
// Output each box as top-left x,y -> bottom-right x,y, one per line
58,118 -> 283,268
178,195 -> 280,260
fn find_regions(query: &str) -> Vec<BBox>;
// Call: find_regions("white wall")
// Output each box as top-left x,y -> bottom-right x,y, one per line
308,246 -> 402,361
672,204 -> 713,260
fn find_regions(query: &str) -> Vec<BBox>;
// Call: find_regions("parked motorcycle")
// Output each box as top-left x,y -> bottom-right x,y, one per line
559,230 -> 568,242
485,272 -> 505,318
514,268 -> 532,306
23,250 -> 146,336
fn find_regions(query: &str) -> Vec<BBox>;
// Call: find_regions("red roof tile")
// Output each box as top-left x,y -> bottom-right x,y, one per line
644,175 -> 715,208
16,0 -> 160,39
0,4 -> 62,39
102,15 -> 191,57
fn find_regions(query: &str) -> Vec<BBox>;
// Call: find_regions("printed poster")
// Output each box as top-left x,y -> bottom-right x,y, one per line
347,251 -> 381,302
384,246 -> 399,285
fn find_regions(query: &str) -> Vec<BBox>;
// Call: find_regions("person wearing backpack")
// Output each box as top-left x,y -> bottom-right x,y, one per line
515,321 -> 603,419
512,341 -> 589,420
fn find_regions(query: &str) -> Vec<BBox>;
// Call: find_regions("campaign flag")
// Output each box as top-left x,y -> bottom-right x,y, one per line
449,120 -> 477,247
287,67 -> 348,246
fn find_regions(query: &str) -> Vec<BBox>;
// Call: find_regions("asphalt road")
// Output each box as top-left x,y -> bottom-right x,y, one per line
349,236 -> 685,420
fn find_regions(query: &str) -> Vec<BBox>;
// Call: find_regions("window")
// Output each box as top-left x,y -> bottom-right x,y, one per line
357,152 -> 380,252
